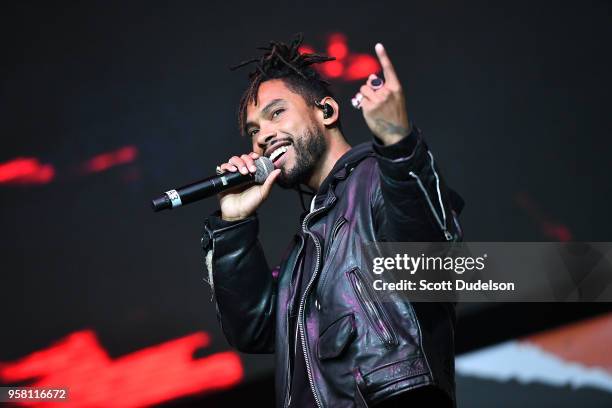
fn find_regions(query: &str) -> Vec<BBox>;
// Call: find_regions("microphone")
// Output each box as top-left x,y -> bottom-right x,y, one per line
151,157 -> 274,212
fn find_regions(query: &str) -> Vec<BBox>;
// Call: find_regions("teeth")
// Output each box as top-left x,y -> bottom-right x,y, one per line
270,145 -> 288,161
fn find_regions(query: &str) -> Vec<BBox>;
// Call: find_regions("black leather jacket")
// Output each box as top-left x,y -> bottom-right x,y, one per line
201,127 -> 464,407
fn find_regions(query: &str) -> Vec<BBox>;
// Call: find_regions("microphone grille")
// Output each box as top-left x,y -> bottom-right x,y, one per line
254,156 -> 275,183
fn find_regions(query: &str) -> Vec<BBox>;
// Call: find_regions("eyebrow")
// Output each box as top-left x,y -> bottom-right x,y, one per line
245,98 -> 285,134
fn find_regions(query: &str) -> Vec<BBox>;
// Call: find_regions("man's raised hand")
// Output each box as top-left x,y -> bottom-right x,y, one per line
355,43 -> 411,146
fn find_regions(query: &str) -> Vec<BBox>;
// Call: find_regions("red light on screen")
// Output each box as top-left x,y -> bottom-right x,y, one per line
542,222 -> 572,242
301,33 -> 380,81
84,146 -> 138,173
298,45 -> 315,55
0,330 -> 243,407
343,54 -> 381,81
515,191 -> 573,241
0,158 -> 55,185
327,33 -> 348,60
321,60 -> 344,78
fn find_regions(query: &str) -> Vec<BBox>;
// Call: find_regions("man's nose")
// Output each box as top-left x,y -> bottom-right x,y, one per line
256,127 -> 276,149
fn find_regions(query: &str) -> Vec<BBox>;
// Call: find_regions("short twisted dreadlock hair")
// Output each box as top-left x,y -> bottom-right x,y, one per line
231,33 -> 341,137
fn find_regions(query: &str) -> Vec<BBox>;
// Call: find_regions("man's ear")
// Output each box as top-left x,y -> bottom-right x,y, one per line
317,97 -> 340,127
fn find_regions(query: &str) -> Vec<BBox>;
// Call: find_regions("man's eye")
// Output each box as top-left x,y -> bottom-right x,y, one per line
272,109 -> 285,118
249,129 -> 259,138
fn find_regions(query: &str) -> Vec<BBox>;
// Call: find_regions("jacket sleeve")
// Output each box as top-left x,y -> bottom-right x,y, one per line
371,125 -> 464,242
201,212 -> 276,353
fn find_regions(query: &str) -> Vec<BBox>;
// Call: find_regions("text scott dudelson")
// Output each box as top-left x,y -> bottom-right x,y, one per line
373,279 -> 515,291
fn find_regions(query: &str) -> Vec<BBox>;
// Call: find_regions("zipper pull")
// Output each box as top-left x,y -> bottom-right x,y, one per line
309,194 -> 317,213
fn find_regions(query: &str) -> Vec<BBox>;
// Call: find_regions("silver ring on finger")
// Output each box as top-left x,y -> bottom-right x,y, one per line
215,165 -> 224,175
351,93 -> 364,110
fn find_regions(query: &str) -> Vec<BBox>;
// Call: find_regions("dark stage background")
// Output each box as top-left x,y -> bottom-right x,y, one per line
1,1 -> 611,406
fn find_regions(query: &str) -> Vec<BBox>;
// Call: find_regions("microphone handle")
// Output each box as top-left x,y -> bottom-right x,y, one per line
152,171 -> 254,212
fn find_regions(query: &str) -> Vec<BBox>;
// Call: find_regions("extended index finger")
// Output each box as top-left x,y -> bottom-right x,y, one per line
375,43 -> 400,87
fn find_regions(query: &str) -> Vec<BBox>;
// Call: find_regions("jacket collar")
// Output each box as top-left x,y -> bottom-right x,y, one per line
309,142 -> 374,210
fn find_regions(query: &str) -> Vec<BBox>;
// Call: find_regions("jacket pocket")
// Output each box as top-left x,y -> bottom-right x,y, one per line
325,216 -> 348,260
347,267 -> 398,347
317,313 -> 356,360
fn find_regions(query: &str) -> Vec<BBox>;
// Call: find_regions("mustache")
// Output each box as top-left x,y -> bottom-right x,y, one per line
271,136 -> 293,145
275,132 -> 294,144
266,134 -> 294,151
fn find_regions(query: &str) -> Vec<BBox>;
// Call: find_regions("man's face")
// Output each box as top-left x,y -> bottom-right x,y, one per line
245,79 -> 327,189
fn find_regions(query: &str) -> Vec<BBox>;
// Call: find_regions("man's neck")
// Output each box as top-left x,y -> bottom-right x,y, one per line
306,131 -> 351,191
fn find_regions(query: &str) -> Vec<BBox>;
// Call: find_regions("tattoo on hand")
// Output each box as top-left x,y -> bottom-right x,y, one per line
374,119 -> 409,141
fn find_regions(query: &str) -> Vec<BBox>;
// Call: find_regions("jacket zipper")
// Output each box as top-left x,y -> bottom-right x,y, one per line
348,268 -> 397,347
408,150 -> 453,241
284,236 -> 305,408
288,195 -> 328,408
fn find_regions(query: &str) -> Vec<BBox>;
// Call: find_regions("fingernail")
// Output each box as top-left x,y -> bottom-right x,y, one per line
375,43 -> 384,52
241,166 -> 248,173
249,165 -> 257,172
231,166 -> 237,171
371,78 -> 383,87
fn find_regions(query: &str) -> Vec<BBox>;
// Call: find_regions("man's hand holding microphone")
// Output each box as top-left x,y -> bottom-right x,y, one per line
151,151 -> 279,213
215,152 -> 281,221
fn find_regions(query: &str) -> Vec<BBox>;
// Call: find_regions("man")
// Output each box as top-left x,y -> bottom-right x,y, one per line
200,35 -> 464,407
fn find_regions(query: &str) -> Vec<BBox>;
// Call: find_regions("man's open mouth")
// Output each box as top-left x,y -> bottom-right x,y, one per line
270,145 -> 290,165
270,146 -> 288,162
